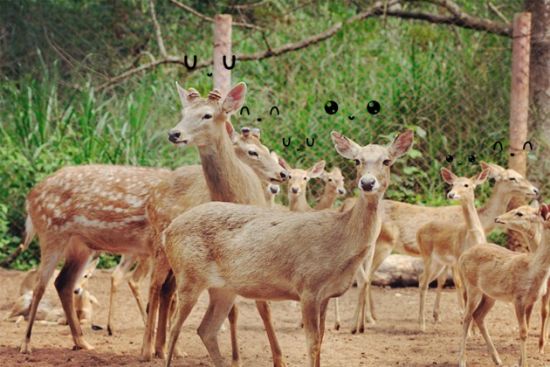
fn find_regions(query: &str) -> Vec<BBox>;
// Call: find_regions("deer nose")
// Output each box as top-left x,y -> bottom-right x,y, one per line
74,288 -> 81,295
168,130 -> 181,143
280,170 -> 288,181
270,186 -> 280,194
447,192 -> 456,200
338,188 -> 346,195
533,187 -> 540,197
360,178 -> 376,192
291,187 -> 299,194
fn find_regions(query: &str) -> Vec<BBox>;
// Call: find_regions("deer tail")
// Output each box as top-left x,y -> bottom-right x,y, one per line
19,214 -> 36,252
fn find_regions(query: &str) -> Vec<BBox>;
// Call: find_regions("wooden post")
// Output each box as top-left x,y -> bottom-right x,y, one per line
507,12 -> 531,251
213,15 -> 232,96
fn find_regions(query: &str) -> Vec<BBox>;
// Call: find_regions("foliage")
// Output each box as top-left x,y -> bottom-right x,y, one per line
0,0 -> 524,268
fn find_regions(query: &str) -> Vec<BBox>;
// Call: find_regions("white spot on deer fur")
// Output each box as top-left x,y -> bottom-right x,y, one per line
207,264 -> 225,288
125,195 -> 143,208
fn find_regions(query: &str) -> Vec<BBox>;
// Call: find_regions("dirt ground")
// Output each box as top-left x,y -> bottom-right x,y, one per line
1,268 -> 550,367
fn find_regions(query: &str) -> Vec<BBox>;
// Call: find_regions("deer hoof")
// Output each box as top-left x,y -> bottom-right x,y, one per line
334,322 -> 340,331
19,342 -> 32,354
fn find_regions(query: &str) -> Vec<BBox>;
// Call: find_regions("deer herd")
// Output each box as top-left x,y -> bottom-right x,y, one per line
4,81 -> 549,367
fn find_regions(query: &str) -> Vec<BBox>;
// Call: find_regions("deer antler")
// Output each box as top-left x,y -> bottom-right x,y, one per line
208,89 -> 222,101
251,128 -> 261,139
187,88 -> 201,101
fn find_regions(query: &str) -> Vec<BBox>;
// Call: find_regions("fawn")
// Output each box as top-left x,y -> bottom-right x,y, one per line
162,129 -> 414,367
8,258 -> 99,327
315,167 -> 347,210
359,162 -> 539,329
281,159 -> 326,212
142,83 -> 289,365
416,167 -> 490,331
458,202 -> 550,367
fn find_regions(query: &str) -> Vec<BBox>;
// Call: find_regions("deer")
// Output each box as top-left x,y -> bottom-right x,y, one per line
162,129 -> 414,367
354,161 -> 539,332
495,202 -> 550,354
7,258 -> 99,327
458,202 -> 550,367
281,159 -> 326,212
416,167 -> 490,331
315,167 -> 347,210
106,255 -> 152,335
142,83 -> 289,365
17,107 -> 287,357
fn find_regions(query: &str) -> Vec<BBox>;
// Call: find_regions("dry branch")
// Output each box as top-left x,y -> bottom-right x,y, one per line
170,0 -> 263,31
98,0 -> 512,90
149,0 -> 167,58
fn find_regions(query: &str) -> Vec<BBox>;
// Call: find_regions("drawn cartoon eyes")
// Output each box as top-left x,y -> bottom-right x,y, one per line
183,55 -> 236,71
270,106 -> 280,116
493,141 -> 503,153
240,106 -> 280,122
240,106 -> 250,116
493,140 -> 534,157
282,137 -> 315,148
324,101 -> 339,115
367,100 -> 381,115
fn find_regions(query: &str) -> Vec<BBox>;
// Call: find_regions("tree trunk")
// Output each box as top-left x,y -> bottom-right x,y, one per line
525,0 -> 550,191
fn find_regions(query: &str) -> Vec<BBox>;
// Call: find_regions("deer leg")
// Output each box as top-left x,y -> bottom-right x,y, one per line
451,265 -> 464,312
351,263 -> 367,334
514,302 -> 529,367
540,290 -> 550,353
458,288 -> 482,367
165,284 -> 202,367
301,297 -> 321,367
418,258 -> 438,332
255,300 -> 286,367
54,242 -> 94,351
141,252 -> 170,361
318,298 -> 329,364
128,279 -> 147,324
367,243 -> 392,323
128,258 -> 150,325
155,270 -> 176,359
227,305 -> 240,367
197,288 -> 237,367
20,242 -> 62,354
107,256 -> 133,336
473,295 -> 501,366
333,298 -> 341,331
433,266 -> 448,323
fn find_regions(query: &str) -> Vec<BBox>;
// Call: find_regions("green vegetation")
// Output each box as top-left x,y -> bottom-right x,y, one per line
0,1 -> 522,268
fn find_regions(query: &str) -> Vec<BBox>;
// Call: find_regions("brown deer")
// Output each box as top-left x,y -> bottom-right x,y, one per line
142,83 -> 289,365
282,160 -> 326,212
315,167 -> 347,210
162,129 -> 414,367
416,167 -> 490,331
458,202 -> 550,367
357,162 -> 539,330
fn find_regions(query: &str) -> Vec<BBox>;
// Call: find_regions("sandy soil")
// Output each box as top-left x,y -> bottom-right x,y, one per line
1,268 -> 550,367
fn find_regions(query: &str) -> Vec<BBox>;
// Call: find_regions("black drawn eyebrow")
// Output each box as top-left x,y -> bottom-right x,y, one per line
223,55 -> 236,70
270,106 -> 280,116
184,55 -> 197,70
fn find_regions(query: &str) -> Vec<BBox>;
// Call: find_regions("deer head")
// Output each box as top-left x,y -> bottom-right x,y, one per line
441,168 -> 489,202
321,167 -> 346,196
495,201 -> 544,236
73,257 -> 98,296
480,162 -> 539,199
331,130 -> 414,195
282,160 -> 325,197
168,83 -> 247,147
231,127 -> 288,183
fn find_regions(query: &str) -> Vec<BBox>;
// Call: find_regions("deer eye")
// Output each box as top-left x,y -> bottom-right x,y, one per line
328,178 -> 333,182
510,177 -> 517,181
516,212 -> 523,217
446,155 -> 454,163
248,150 -> 258,157
303,177 -> 308,181
355,159 -> 361,166
383,159 -> 391,166
203,114 -> 213,119
464,184 -> 469,188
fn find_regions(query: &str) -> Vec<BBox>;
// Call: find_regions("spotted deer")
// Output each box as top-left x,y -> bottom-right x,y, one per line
354,162 -> 539,330
162,130 -> 414,367
458,203 -> 550,367
416,168 -> 490,331
18,106 -> 287,356
142,83 -> 289,365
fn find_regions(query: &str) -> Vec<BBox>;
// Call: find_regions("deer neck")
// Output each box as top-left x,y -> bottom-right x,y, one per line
528,223 -> 550,294
198,126 -> 266,206
315,187 -> 337,210
461,197 -> 486,247
340,192 -> 383,256
289,192 -> 311,212
478,182 -> 514,232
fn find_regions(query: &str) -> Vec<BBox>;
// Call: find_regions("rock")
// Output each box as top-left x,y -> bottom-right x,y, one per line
371,254 -> 454,287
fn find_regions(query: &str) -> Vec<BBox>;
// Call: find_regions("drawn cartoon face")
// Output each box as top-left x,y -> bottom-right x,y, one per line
324,99 -> 381,121
183,54 -> 236,71
239,105 -> 280,124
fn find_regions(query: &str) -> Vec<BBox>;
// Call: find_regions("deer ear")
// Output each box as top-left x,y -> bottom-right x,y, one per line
226,121 -> 238,143
389,130 -> 414,159
480,161 -> 504,179
176,82 -> 196,108
278,157 -> 291,171
222,82 -> 247,113
309,160 -> 326,178
331,131 -> 361,160
475,168 -> 489,185
441,167 -> 457,184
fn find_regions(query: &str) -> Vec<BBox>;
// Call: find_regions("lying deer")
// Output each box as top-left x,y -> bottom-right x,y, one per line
458,202 -> 550,367
162,129 -> 414,367
416,167 -> 490,331
143,83 -> 289,365
358,162 -> 539,330
7,258 -> 99,327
